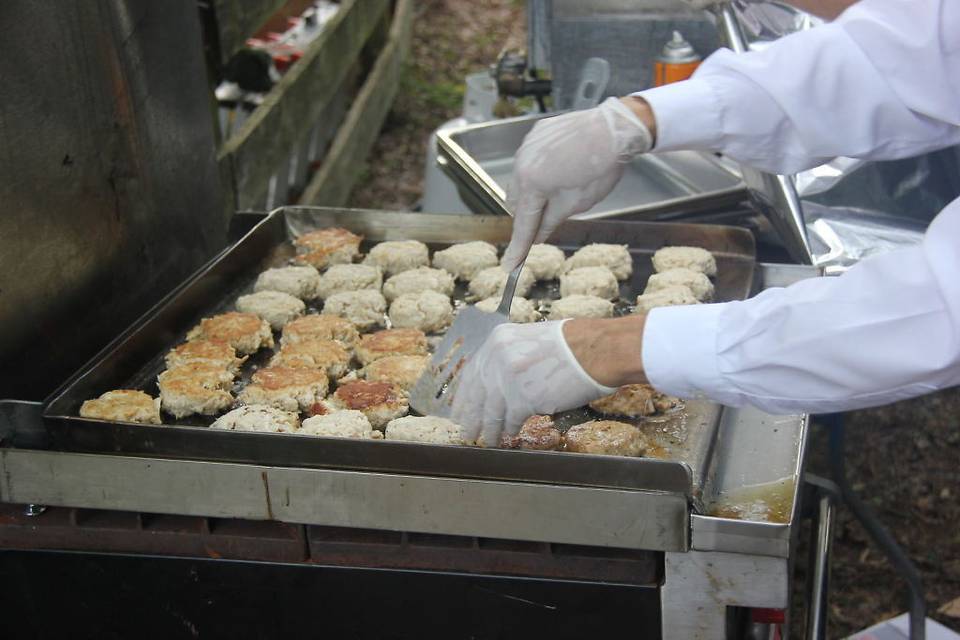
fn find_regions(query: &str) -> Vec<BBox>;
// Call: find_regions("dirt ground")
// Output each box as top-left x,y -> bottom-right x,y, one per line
349,2 -> 960,637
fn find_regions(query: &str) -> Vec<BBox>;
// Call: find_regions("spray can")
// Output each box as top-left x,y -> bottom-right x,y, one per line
654,31 -> 701,86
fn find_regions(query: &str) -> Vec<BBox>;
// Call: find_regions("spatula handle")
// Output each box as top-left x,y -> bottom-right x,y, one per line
496,260 -> 526,317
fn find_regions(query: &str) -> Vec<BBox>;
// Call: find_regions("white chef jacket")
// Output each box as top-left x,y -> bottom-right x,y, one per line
635,0 -> 960,414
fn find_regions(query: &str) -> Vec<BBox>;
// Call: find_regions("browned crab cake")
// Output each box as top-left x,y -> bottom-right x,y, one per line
80,390 -> 162,425
293,227 -> 362,269
322,381 -> 408,429
164,339 -> 246,376
238,366 -> 329,413
270,339 -> 351,380
157,363 -> 235,419
355,328 -> 428,366
589,384 -> 658,418
186,312 -> 273,355
500,415 -> 562,451
361,354 -> 429,392
281,314 -> 360,351
563,420 -> 647,457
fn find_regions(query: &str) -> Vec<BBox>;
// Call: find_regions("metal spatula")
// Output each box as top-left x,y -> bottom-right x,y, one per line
409,260 -> 525,417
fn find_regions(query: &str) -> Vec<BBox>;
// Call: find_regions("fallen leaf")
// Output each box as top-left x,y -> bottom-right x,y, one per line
938,596 -> 960,618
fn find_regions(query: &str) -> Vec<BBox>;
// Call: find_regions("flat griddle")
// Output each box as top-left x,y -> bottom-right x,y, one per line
44,207 -> 756,501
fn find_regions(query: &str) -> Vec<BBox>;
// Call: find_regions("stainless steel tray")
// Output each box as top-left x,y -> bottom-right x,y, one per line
44,207 -> 755,501
437,113 -> 747,220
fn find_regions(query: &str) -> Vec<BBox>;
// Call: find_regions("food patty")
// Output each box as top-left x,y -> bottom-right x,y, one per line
315,263 -> 383,300
509,244 -> 565,281
322,381 -> 408,429
238,366 -> 329,413
559,266 -> 620,300
235,290 -> 305,330
634,285 -> 700,313
361,354 -> 429,391
500,415 -> 562,450
362,240 -> 430,276
281,314 -> 359,351
384,415 -> 463,445
165,339 -> 245,375
80,390 -> 162,425
187,312 -> 274,355
432,241 -> 498,281
382,266 -> 455,302
388,290 -> 453,333
270,338 -> 351,380
564,420 -> 647,457
210,404 -> 300,433
652,246 -> 717,277
254,265 -> 321,300
589,384 -> 657,417
467,266 -> 535,300
300,409 -> 382,439
475,296 -> 541,323
356,328 -> 428,366
563,243 -> 633,280
547,294 -> 614,320
293,227 -> 362,269
321,290 -> 387,331
645,268 -> 714,301
157,362 -> 234,418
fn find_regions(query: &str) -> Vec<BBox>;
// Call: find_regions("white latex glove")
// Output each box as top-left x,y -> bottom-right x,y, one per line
501,97 -> 653,270
450,319 -> 616,447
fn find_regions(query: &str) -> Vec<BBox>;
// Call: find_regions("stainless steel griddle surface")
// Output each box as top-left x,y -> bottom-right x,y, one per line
44,207 -> 756,497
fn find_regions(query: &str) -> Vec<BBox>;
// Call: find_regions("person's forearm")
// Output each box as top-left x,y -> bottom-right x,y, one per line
619,97 -> 657,148
563,315 -> 648,387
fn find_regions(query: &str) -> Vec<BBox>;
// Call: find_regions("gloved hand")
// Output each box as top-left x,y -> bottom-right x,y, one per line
450,319 -> 616,447
501,97 -> 654,270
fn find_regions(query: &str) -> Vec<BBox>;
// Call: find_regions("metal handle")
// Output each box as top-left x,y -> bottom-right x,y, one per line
496,260 -> 526,316
807,492 -> 835,640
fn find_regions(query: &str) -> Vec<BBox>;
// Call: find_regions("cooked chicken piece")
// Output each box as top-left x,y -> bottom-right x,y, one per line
253,265 -> 322,300
300,410 -> 382,439
382,266 -> 455,302
270,338 -> 351,380
293,227 -> 362,269
321,381 -> 408,429
235,290 -> 305,330
210,404 -> 300,433
385,415 -> 463,445
80,390 -> 161,425
238,366 -> 329,413
388,290 -> 453,333
165,339 -> 246,376
281,314 -> 359,351
432,241 -> 499,281
563,420 -> 647,457
645,268 -> 714,301
547,294 -> 614,320
563,243 -> 633,280
157,362 -> 234,418
321,290 -> 387,332
559,266 -> 620,301
500,415 -> 562,451
186,312 -> 273,355
362,240 -> 430,276
651,246 -> 717,277
355,328 -> 428,366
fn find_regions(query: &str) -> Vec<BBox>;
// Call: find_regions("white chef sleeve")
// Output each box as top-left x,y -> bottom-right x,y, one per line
635,0 -> 960,173
643,196 -> 960,415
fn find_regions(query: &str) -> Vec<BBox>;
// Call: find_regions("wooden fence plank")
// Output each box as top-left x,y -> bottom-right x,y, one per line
299,0 -> 414,206
218,0 -> 391,210
213,0 -> 286,65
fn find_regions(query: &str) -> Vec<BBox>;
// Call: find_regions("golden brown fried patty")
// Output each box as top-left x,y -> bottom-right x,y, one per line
293,227 -> 362,269
238,366 -> 329,412
165,339 -> 246,375
500,415 -> 562,451
270,338 -> 351,380
563,420 -> 647,457
186,312 -> 273,355
281,314 -> 360,350
361,355 -> 429,391
324,380 -> 408,429
589,384 -> 658,418
157,363 -> 235,418
80,390 -> 162,425
355,328 -> 428,366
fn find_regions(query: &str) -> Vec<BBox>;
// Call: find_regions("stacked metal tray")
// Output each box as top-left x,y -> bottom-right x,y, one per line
44,207 -> 756,504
